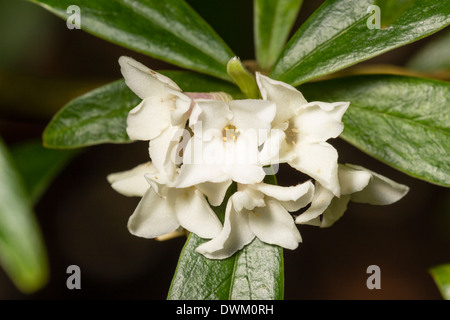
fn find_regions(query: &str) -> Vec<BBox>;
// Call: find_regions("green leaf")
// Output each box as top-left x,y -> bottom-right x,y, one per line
375,0 -> 415,28
254,0 -> 303,71
43,71 -> 242,149
430,264 -> 450,300
0,138 -> 48,293
299,74 -> 450,187
27,0 -> 234,80
10,140 -> 78,203
271,0 -> 450,86
43,79 -> 140,149
407,28 -> 450,72
167,234 -> 283,300
168,185 -> 284,300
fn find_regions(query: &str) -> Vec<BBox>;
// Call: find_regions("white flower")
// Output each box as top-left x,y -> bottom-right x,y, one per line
175,98 -> 278,187
256,73 -> 349,196
196,181 -> 315,259
296,164 -> 410,227
119,56 -> 192,141
107,161 -> 229,240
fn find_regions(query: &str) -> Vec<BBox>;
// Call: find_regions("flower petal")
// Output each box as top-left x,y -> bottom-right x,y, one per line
172,189 -> 223,239
293,101 -> 349,143
196,198 -> 255,259
119,56 -> 180,99
190,100 -> 232,141
289,142 -> 340,196
346,164 -> 409,205
127,188 -> 179,238
229,99 -> 276,133
295,182 -> 334,225
195,180 -> 232,207
275,182 -> 315,212
222,164 -> 266,185
231,189 -> 265,212
338,164 -> 372,195
176,163 -> 228,188
252,181 -> 313,203
256,73 -> 307,126
258,129 -> 287,165
169,89 -> 191,126
107,162 -> 156,197
249,199 -> 302,250
320,195 -> 351,228
149,124 -> 187,181
126,97 -> 171,141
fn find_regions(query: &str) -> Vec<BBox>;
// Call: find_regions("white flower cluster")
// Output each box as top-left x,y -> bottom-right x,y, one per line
108,57 -> 409,259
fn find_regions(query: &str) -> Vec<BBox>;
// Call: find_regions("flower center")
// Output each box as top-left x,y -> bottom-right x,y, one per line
222,124 -> 240,142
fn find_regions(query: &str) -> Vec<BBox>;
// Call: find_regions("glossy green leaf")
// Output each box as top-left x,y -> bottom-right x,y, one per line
0,138 -> 48,293
271,0 -> 450,86
254,0 -> 303,71
430,264 -> 450,300
168,234 -> 284,300
407,28 -> 450,72
27,0 -> 234,80
43,71 -> 242,149
375,0 -> 415,28
10,140 -> 78,203
299,74 -> 450,187
168,184 -> 284,300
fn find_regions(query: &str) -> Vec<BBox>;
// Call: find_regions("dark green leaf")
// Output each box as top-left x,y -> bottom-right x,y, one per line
168,184 -> 284,300
0,138 -> 48,293
299,75 -> 450,187
43,71 -> 242,149
271,0 -> 450,86
430,264 -> 450,300
10,140 -> 78,203
28,0 -> 234,80
168,236 -> 284,300
254,0 -> 303,71
375,0 -> 415,28
43,79 -> 140,149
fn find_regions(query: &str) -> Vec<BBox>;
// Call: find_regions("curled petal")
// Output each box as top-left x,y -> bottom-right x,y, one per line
293,101 -> 349,143
345,164 -> 409,205
107,162 -> 156,197
172,189 -> 223,239
231,189 -> 265,212
196,198 -> 255,259
127,188 -> 179,238
168,89 -> 191,126
119,56 -> 180,99
289,142 -> 340,196
229,99 -> 276,133
249,199 -> 302,250
320,195 -> 351,228
126,97 -> 171,141
256,73 -> 307,126
338,164 -> 372,195
295,183 -> 334,225
149,125 -> 187,181
195,180 -> 232,207
252,181 -> 313,203
176,163 -> 229,188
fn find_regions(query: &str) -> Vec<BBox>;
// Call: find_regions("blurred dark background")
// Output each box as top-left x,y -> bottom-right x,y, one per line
0,0 -> 449,299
